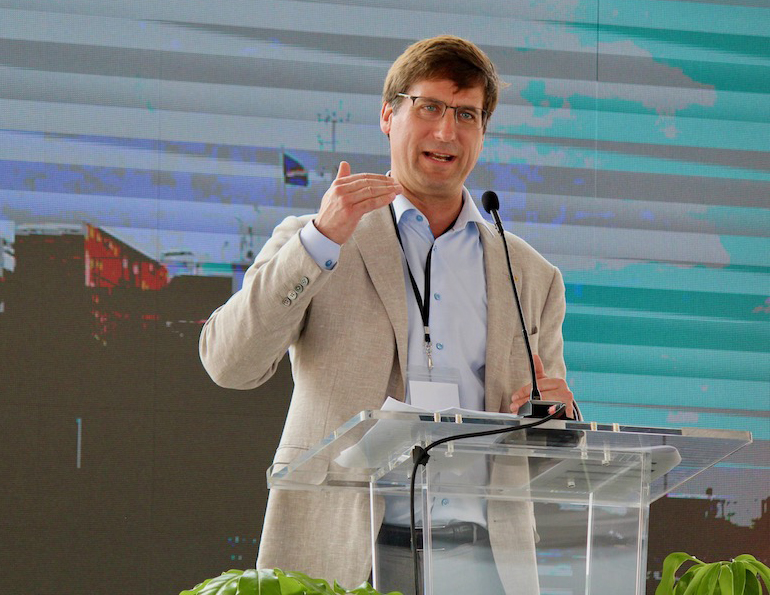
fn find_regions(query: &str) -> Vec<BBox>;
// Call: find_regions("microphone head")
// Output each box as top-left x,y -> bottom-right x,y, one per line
481,190 -> 499,213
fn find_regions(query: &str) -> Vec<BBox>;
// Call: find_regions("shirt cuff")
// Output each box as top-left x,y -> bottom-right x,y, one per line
299,219 -> 341,270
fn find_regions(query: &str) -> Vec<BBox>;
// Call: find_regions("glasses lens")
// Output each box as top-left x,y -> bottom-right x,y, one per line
413,97 -> 445,120
410,97 -> 484,129
456,107 -> 483,128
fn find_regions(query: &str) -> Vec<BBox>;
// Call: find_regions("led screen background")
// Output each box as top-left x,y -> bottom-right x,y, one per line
0,1 -> 768,593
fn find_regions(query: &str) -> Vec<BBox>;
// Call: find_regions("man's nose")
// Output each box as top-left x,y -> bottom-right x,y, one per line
433,109 -> 458,141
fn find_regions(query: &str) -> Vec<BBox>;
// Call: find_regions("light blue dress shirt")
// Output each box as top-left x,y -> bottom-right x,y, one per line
389,192 -> 488,413
301,189 -> 490,527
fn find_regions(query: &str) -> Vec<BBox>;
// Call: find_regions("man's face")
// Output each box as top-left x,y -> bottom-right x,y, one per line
380,78 -> 485,205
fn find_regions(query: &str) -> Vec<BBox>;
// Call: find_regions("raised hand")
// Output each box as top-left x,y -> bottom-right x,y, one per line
314,161 -> 403,245
509,354 -> 575,418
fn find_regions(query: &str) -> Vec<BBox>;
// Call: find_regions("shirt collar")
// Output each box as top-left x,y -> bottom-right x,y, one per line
391,187 -> 487,234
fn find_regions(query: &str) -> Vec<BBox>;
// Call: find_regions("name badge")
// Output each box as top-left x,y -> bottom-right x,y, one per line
406,365 -> 461,410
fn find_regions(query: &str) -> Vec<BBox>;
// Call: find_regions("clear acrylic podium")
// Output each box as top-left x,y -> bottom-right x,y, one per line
267,411 -> 752,595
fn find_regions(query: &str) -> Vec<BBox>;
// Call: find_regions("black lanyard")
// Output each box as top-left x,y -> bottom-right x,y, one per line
389,203 -> 460,369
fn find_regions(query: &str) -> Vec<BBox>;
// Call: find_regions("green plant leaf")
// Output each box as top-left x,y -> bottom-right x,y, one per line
731,562 -> 748,595
703,564 -> 723,595
658,552 -> 704,595
256,568 -> 282,595
179,570 -> 244,595
718,564 -> 735,595
735,556 -> 770,594
682,563 -> 719,595
744,572 -> 761,595
345,582 -> 403,595
233,569 -> 258,595
281,570 -> 338,594
676,567 -> 701,595
270,569 -> 303,595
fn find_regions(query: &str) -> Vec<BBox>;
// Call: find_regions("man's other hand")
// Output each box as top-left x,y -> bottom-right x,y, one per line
509,354 -> 575,418
313,161 -> 403,245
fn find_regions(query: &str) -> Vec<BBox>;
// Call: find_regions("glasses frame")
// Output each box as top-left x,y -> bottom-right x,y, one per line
396,93 -> 488,130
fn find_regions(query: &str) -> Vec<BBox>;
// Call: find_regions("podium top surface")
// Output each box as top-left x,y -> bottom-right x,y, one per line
267,410 -> 752,507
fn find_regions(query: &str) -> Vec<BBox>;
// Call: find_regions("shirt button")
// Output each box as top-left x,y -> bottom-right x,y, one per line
300,276 -> 310,286
324,259 -> 334,269
441,498 -> 449,506
434,293 -> 441,301
416,215 -> 424,222
288,290 -> 297,300
436,343 -> 444,350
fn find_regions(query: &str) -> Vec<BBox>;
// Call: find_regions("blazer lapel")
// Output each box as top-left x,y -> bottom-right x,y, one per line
480,221 -> 518,413
352,207 -> 409,385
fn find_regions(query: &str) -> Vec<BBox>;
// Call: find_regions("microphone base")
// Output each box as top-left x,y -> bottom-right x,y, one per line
521,400 -> 580,448
521,400 -> 568,420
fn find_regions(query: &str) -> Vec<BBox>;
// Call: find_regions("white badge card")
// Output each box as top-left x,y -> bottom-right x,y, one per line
406,365 -> 461,410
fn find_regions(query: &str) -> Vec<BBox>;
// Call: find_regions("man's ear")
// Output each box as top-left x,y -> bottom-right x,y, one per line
380,101 -> 393,136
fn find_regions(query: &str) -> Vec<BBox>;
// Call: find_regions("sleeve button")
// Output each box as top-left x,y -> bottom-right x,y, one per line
300,276 -> 310,286
288,290 -> 297,300
282,298 -> 292,307
294,284 -> 304,293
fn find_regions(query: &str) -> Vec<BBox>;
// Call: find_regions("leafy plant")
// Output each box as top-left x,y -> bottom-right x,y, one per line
179,568 -> 402,595
656,552 -> 770,595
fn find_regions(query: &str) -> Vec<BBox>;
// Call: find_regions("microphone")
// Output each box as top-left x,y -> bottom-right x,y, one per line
482,191 -> 565,419
481,189 -> 500,213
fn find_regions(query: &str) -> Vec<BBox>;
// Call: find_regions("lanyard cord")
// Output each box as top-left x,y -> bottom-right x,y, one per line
389,202 -> 462,369
389,204 -> 432,346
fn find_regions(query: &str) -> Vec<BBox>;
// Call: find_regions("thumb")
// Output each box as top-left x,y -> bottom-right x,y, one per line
336,160 -> 351,179
533,354 -> 546,379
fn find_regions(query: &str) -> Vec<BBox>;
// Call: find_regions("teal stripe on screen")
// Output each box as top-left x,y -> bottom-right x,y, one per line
566,371 -> 768,411
719,235 -> 770,268
594,25 -> 770,63
560,261 -> 769,296
691,206 -> 770,238
563,284 -> 766,321
563,313 -> 768,352
597,0 -> 770,37
564,342 -> 769,382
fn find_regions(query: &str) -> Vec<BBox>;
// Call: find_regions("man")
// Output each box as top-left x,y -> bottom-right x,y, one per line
200,36 -> 575,593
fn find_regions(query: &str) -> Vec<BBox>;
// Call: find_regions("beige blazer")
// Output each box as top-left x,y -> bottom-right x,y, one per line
200,204 -> 567,593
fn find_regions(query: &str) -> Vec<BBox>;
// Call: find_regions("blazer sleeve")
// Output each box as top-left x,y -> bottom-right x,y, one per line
538,264 -> 567,381
198,215 -> 333,390
538,264 -> 582,420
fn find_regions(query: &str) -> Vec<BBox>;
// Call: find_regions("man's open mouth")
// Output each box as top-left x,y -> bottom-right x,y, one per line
424,151 -> 455,162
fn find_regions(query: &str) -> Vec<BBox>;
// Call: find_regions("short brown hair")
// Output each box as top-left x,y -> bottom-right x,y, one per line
383,35 -> 504,127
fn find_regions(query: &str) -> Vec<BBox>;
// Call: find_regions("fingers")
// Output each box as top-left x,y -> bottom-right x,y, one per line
509,374 -> 575,419
331,176 -> 402,216
542,378 -> 575,418
533,353 -> 546,379
509,384 -> 531,414
314,162 -> 402,245
336,160 -> 351,179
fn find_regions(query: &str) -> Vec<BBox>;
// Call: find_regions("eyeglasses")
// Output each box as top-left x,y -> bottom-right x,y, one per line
396,93 -> 488,130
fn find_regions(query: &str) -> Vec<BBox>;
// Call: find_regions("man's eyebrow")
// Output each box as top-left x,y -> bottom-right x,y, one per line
423,96 -> 482,109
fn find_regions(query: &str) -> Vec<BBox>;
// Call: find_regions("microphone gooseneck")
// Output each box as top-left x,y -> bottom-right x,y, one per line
482,191 -> 541,405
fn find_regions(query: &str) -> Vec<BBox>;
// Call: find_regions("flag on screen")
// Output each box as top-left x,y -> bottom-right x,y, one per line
283,153 -> 309,187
